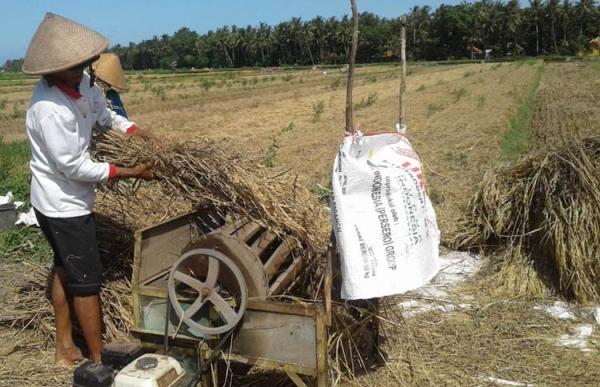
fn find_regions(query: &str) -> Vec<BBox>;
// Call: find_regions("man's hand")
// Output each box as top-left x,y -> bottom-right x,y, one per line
114,164 -> 155,180
134,164 -> 155,180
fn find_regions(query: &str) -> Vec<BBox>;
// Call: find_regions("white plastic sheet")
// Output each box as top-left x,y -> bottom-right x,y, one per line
16,207 -> 39,227
0,192 -> 14,206
331,130 -> 440,299
1,192 -> 39,227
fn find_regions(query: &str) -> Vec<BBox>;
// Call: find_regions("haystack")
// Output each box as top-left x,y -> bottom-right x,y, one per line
452,135 -> 600,303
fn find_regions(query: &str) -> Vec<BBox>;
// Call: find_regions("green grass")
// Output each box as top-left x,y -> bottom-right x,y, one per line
311,100 -> 325,122
281,122 -> 295,134
476,95 -> 486,108
353,92 -> 378,110
0,138 -> 52,263
309,183 -> 332,205
500,65 -> 544,161
329,78 -> 343,90
0,138 -> 31,203
427,103 -> 445,114
450,88 -> 467,101
201,78 -> 216,91
260,139 -> 279,167
0,227 -> 51,263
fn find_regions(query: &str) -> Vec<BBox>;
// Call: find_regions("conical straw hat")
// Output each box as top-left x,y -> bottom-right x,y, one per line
22,13 -> 109,75
93,53 -> 129,90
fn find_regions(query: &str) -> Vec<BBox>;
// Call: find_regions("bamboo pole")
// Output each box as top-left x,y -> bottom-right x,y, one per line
325,244 -> 333,326
345,0 -> 360,132
399,15 -> 407,129
328,0 -> 360,325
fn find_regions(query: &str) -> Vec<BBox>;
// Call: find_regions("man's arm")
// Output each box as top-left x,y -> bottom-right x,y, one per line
112,164 -> 154,180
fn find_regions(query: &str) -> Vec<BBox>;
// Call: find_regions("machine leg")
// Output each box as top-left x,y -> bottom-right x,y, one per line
285,370 -> 308,387
197,342 -> 213,387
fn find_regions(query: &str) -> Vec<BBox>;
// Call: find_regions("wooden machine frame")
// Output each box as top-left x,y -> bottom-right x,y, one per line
130,212 -> 329,387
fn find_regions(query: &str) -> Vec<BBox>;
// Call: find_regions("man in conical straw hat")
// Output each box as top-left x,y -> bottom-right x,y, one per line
23,12 -> 155,365
93,53 -> 129,118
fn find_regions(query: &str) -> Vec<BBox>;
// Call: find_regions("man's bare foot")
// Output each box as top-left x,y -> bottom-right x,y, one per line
55,346 -> 84,366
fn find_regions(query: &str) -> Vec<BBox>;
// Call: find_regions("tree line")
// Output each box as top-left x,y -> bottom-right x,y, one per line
3,0 -> 599,72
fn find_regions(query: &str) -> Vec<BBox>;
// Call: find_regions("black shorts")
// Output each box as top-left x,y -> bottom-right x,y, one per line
34,208 -> 104,297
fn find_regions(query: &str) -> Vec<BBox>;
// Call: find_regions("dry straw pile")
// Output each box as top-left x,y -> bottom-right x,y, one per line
94,130 -> 330,261
453,135 -> 600,303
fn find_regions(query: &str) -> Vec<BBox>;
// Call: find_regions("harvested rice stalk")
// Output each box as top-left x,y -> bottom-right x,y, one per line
93,129 -> 331,301
452,136 -> 600,303
93,130 -> 329,260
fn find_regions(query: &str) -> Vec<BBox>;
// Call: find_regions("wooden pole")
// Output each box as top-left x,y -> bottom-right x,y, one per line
345,0 -> 359,132
325,236 -> 333,326
399,15 -> 407,129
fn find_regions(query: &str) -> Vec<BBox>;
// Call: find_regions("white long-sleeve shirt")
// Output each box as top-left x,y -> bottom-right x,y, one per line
26,72 -> 135,218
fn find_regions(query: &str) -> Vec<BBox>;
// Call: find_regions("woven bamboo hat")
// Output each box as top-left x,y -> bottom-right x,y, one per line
93,53 -> 129,90
22,12 -> 109,75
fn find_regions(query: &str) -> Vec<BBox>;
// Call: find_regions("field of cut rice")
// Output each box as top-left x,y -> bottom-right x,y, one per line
1,60 -> 599,386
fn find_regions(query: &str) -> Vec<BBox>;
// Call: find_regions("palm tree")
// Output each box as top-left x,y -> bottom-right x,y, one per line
530,0 -> 543,54
274,22 -> 292,65
503,0 -> 523,55
311,16 -> 327,64
561,0 -> 572,48
547,0 -> 560,53
214,27 -> 235,67
256,22 -> 272,66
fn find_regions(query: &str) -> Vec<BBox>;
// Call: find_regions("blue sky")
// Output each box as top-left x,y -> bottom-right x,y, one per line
0,0 -> 467,65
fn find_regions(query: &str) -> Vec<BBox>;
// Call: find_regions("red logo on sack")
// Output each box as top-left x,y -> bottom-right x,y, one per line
401,161 -> 425,188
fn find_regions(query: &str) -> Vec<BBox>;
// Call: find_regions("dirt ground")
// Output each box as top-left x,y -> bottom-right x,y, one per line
1,61 -> 599,386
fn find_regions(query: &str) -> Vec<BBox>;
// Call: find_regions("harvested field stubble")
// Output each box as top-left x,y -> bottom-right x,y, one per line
0,260 -> 132,386
453,135 -> 600,303
357,290 -> 600,386
2,62 -> 592,386
531,63 -> 600,147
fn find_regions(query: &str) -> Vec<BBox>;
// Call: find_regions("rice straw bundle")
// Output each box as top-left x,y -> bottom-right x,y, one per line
94,130 -> 329,262
452,135 -> 600,303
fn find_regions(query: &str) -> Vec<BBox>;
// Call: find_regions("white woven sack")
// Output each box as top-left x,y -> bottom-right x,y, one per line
331,130 -> 440,299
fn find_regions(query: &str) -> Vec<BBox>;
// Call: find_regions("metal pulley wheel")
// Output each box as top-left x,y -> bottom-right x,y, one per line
167,248 -> 247,335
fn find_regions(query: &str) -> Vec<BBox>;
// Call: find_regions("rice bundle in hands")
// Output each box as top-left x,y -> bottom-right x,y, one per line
93,130 -> 330,295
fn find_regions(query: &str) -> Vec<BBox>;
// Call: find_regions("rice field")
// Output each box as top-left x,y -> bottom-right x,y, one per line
1,60 -> 600,386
